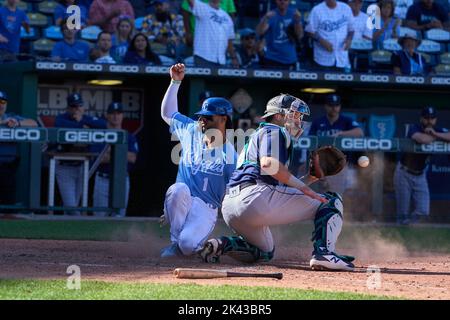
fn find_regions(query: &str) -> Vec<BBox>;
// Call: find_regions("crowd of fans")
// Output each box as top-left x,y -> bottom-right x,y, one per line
1,0 -> 450,75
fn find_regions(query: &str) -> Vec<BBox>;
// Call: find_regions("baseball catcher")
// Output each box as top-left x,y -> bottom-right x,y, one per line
199,93 -> 355,271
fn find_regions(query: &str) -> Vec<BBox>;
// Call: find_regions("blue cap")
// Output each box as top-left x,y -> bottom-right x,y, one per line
239,28 -> 256,38
421,106 -> 437,118
195,97 -> 233,118
199,90 -> 214,102
67,93 -> 83,107
0,91 -> 7,101
107,102 -> 124,113
325,94 -> 341,106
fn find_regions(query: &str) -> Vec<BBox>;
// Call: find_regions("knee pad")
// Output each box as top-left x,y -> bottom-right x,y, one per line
221,236 -> 274,263
311,192 -> 344,253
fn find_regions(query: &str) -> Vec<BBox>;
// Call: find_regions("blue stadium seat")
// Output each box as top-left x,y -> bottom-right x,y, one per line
0,0 -> 30,11
439,52 -> 450,64
20,26 -> 39,41
417,39 -> 444,54
421,52 -> 437,67
27,12 -> 50,27
80,25 -> 101,41
32,38 -> 55,57
43,25 -> 63,40
38,0 -> 58,15
368,114 -> 396,139
382,38 -> 401,51
135,16 -> 145,30
398,27 -> 420,38
369,50 -> 393,73
434,64 -> 450,75
424,28 -> 450,42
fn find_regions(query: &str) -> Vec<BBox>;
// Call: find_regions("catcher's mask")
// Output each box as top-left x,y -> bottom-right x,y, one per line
262,94 -> 310,140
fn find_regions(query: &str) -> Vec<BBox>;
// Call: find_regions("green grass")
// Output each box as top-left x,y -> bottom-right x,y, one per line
0,279 -> 395,300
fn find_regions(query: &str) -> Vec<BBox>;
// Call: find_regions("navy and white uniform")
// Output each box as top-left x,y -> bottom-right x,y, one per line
222,123 -> 322,253
394,124 -> 448,223
309,115 -> 361,194
90,132 -> 139,217
54,112 -> 106,215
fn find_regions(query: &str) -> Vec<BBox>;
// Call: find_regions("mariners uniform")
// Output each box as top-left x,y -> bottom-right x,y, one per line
200,94 -> 355,271
54,93 -> 106,215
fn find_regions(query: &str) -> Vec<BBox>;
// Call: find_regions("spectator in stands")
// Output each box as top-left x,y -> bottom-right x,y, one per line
0,90 -> 37,206
111,16 -> 134,63
142,0 -> 186,61
392,32 -> 431,75
123,32 -> 161,64
186,0 -> 239,68
394,106 -> 450,225
91,102 -> 138,217
54,93 -> 107,216
181,0 -> 236,47
55,0 -> 88,27
256,0 -> 303,70
236,28 -> 263,69
0,0 -> 30,62
51,18 -> 90,62
394,0 -> 413,20
347,0 -> 372,40
309,93 -> 363,195
372,0 -> 401,50
92,31 -> 117,63
405,0 -> 450,31
306,0 -> 355,71
89,0 -> 135,33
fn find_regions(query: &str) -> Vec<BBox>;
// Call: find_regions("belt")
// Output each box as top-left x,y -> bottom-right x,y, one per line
226,181 -> 257,195
400,165 -> 423,176
97,172 -> 110,178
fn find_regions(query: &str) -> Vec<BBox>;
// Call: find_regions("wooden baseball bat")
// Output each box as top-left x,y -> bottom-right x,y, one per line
173,268 -> 283,280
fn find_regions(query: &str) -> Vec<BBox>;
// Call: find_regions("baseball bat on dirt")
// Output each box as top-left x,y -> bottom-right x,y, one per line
173,268 -> 283,280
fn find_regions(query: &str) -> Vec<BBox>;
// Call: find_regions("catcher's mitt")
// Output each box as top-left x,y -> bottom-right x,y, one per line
309,146 -> 347,179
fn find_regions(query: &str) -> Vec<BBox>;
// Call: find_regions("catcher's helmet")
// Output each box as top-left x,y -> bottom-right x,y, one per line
195,97 -> 233,119
262,93 -> 310,118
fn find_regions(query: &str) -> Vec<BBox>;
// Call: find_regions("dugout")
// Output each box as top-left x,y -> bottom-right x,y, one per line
1,61 -> 450,221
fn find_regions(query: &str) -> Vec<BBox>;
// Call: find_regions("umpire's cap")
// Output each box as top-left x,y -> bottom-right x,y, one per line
67,93 -> 84,107
195,97 -> 233,119
262,93 -> 310,118
0,91 -> 8,101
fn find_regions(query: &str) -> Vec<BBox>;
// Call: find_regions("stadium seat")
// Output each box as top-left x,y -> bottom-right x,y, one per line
0,0 -> 30,11
43,25 -> 63,40
369,50 -> 393,73
80,25 -> 101,41
425,28 -> 450,42
350,39 -> 372,71
27,12 -> 50,27
150,41 -> 167,55
368,114 -> 396,139
434,64 -> 450,75
382,38 -> 401,51
159,55 -> 176,66
38,0 -> 58,15
32,38 -> 55,56
398,26 -> 419,38
20,26 -> 39,41
439,52 -> 450,64
421,53 -> 437,66
417,39 -> 443,54
184,56 -> 194,67
351,38 -> 373,51
135,16 -> 145,30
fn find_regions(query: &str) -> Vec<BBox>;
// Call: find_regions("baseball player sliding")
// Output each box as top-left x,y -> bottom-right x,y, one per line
200,94 -> 355,271
159,63 -> 237,258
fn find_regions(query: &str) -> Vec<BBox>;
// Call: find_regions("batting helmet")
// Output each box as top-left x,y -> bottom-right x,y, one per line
261,93 -> 310,118
195,97 -> 233,119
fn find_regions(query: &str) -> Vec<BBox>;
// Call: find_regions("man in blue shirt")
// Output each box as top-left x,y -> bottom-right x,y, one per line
90,102 -> 138,217
255,0 -> 303,69
51,18 -> 90,62
199,93 -> 355,271
405,0 -> 450,31
0,0 -> 29,62
394,106 -> 450,225
309,94 -> 363,195
54,93 -> 106,215
160,63 -> 237,258
0,90 -> 37,205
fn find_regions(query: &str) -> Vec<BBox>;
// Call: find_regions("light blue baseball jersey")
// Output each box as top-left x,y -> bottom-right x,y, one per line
170,112 -> 237,208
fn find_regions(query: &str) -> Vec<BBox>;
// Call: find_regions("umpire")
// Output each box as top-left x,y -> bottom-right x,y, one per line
394,107 -> 450,225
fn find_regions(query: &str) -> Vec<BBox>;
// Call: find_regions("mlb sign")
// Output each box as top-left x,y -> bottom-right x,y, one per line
38,85 -> 144,134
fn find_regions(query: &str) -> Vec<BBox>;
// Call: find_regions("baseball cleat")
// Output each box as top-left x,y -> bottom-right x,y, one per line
310,252 -> 355,271
160,243 -> 182,258
199,238 -> 223,263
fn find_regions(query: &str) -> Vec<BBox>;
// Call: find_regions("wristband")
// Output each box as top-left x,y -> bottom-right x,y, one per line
171,79 -> 182,84
287,175 -> 306,190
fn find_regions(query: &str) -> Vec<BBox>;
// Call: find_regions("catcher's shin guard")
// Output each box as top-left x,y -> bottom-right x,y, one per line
200,236 -> 274,263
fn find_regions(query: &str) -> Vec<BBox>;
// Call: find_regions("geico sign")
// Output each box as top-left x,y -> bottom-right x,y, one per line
420,142 -> 450,152
395,76 -> 424,84
431,77 -> 450,85
145,66 -> 169,74
341,138 -> 392,150
254,70 -> 283,78
324,73 -> 354,81
36,62 -> 67,70
109,65 -> 139,73
73,63 -> 103,71
218,69 -> 247,77
289,72 -> 318,80
186,68 -> 211,75
360,74 -> 390,83
0,128 -> 41,141
64,131 -> 119,143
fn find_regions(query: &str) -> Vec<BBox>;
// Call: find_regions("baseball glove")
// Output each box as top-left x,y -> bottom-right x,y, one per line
309,146 -> 347,179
